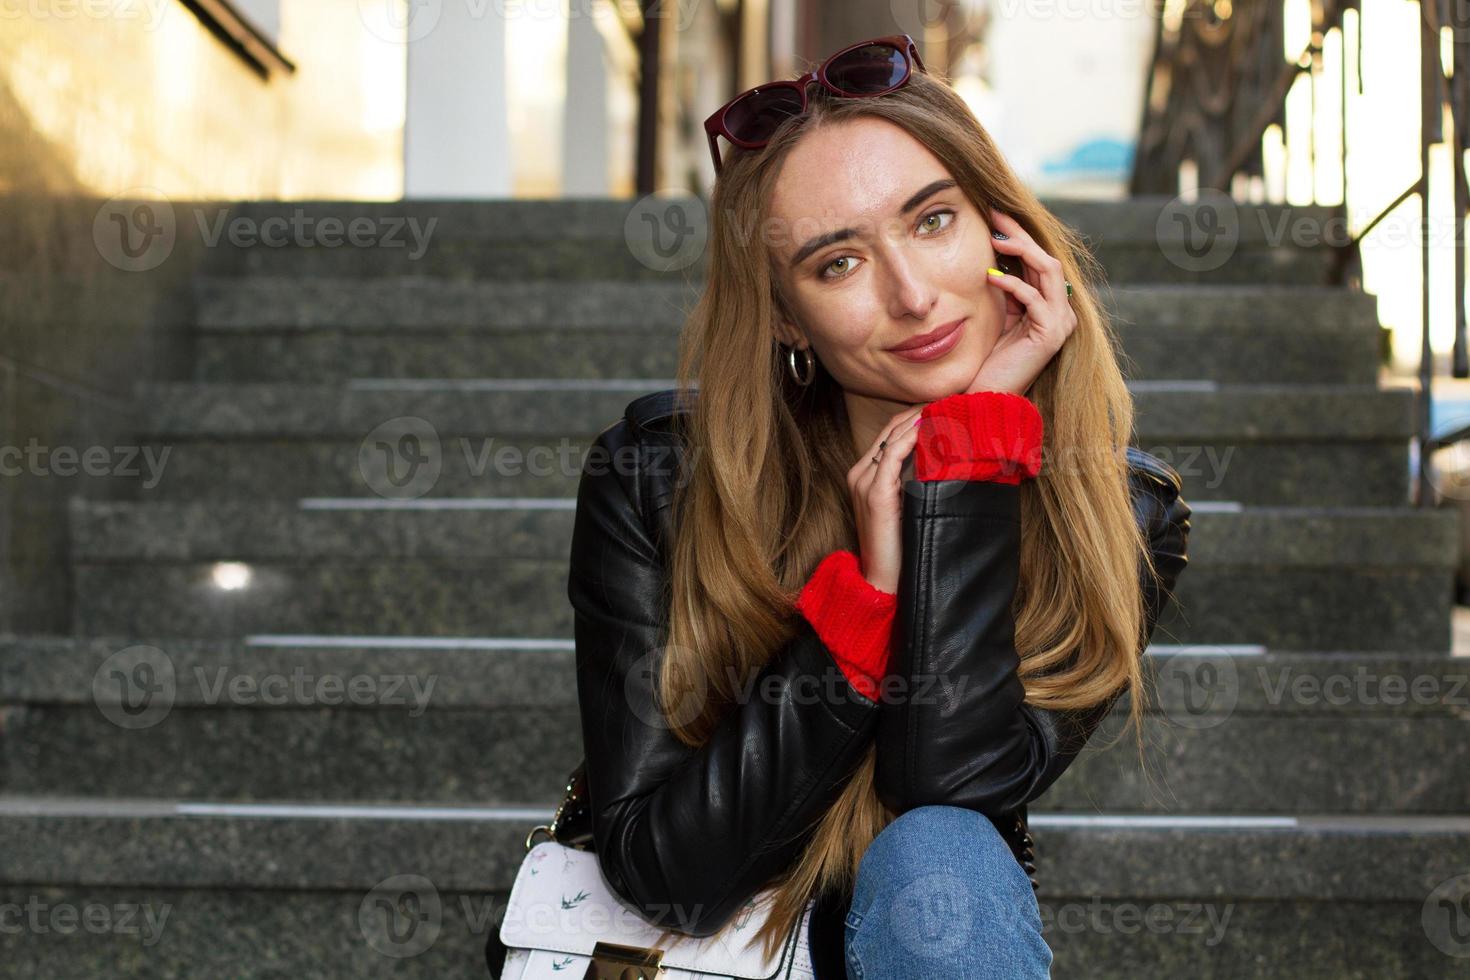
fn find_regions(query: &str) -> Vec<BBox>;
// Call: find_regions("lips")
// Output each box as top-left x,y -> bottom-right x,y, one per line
888,318 -> 965,352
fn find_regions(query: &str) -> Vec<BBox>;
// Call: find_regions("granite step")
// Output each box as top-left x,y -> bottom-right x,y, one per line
191,279 -> 1383,385
192,196 -> 1344,287
9,193 -> 1441,980
117,381 -> 1413,506
0,795 -> 1465,978
66,499 -> 1459,651
3,635 -> 1468,814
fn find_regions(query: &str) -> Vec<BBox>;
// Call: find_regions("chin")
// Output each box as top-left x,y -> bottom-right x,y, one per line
906,362 -> 981,401
929,359 -> 987,393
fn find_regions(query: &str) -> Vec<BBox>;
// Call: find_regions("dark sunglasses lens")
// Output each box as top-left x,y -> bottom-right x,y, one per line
723,86 -> 805,146
826,43 -> 908,95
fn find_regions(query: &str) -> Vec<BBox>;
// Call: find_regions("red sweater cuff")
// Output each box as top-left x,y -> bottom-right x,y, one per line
915,390 -> 1044,483
794,550 -> 895,702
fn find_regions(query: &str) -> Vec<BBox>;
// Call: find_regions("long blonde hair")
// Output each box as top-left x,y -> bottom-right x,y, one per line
652,64 -> 1163,961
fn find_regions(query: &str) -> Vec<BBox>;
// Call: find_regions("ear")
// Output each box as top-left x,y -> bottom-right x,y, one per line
771,299 -> 807,349
770,281 -> 807,349
772,317 -> 807,349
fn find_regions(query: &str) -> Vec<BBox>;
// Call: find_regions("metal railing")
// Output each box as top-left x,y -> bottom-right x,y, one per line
1132,0 -> 1469,507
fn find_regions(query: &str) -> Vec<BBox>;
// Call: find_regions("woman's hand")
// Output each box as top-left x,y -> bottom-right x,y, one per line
969,209 -> 1078,396
847,407 -> 925,594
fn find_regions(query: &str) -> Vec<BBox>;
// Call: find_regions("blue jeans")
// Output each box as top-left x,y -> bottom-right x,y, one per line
843,805 -> 1052,979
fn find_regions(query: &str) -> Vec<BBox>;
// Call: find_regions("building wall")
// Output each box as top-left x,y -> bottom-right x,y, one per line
0,0 -> 403,201
0,1 -> 402,633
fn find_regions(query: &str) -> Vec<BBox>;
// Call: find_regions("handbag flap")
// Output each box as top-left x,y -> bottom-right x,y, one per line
500,842 -> 801,978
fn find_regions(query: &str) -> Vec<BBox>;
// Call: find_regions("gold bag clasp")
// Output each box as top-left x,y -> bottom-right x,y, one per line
583,940 -> 666,979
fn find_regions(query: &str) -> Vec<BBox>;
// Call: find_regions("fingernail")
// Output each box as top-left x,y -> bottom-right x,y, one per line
992,231 -> 1009,240
987,267 -> 1005,277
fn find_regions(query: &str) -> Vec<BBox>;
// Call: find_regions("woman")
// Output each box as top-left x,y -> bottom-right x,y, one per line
565,36 -> 1191,979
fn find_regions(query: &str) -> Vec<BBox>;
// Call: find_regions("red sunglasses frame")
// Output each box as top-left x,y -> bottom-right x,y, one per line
703,34 -> 927,175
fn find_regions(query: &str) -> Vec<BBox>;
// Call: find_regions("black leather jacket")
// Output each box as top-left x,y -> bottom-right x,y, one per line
563,387 -> 1191,978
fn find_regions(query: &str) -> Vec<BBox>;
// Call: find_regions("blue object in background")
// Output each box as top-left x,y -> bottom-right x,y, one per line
1430,394 -> 1470,442
1039,137 -> 1134,179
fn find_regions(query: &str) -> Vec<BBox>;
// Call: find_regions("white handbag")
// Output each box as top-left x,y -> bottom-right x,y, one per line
497,840 -> 817,980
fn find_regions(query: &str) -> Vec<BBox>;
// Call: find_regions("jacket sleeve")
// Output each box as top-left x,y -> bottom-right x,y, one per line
569,421 -> 882,938
794,549 -> 897,702
874,402 -> 1192,817
794,390 -> 1046,699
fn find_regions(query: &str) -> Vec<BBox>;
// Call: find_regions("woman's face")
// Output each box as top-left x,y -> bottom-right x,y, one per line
768,116 -> 1016,407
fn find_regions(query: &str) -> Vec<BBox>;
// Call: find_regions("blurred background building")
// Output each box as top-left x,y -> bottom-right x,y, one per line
3,0 -> 1461,374
1,0 -> 1152,199
3,3 -> 1470,975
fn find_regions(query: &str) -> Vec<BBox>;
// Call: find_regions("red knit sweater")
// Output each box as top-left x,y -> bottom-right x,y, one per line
793,390 -> 1044,702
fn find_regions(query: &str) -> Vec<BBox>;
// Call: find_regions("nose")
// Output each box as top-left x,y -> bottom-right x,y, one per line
883,247 -> 939,320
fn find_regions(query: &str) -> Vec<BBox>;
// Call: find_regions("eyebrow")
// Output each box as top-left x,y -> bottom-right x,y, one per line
787,179 -> 959,270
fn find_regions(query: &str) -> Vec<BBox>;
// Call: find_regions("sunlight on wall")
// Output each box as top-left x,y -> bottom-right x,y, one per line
506,0 -> 569,198
0,0 -> 404,200
277,0 -> 405,198
595,0 -> 639,198
1274,0 -> 1461,374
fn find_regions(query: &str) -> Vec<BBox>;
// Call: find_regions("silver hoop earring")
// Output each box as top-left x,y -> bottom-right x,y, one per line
784,344 -> 816,386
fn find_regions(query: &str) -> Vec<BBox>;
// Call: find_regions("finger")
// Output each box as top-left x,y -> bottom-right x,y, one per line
986,265 -> 1047,310
871,416 -> 923,492
889,411 -> 924,449
861,407 -> 924,468
990,210 -> 1067,304
886,404 -> 926,431
849,404 -> 926,489
853,413 -> 923,494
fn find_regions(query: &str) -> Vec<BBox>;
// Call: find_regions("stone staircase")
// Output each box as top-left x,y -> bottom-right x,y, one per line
2,197 -> 1467,977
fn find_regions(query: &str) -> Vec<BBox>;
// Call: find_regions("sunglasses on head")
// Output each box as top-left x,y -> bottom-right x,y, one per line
703,34 -> 927,175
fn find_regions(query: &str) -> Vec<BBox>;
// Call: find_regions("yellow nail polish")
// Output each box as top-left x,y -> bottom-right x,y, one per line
987,267 -> 1005,277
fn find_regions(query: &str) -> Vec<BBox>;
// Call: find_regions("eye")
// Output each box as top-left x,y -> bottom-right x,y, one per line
816,209 -> 957,282
819,255 -> 859,281
919,208 -> 956,234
